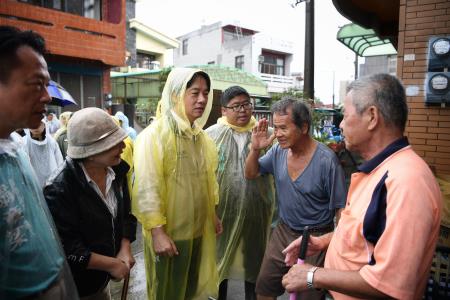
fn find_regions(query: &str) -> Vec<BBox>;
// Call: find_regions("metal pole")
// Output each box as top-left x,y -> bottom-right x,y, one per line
304,0 -> 314,100
354,52 -> 359,79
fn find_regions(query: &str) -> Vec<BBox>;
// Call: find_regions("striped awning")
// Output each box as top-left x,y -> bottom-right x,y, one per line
337,23 -> 397,57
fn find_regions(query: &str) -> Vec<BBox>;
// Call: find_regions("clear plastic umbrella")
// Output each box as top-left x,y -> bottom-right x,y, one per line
47,80 -> 77,107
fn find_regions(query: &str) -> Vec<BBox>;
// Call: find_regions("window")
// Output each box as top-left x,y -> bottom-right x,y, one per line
83,75 -> 102,108
207,61 -> 215,65
258,52 -> 285,75
387,55 -> 397,75
137,52 -> 156,69
49,70 -> 102,110
82,0 -> 101,20
17,0 -> 102,20
182,39 -> 188,55
235,55 -> 244,70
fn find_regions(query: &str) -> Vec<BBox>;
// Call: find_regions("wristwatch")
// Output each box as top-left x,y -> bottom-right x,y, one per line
306,266 -> 319,289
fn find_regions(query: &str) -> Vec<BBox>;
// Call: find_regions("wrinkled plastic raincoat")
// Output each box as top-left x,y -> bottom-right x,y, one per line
206,117 -> 275,283
133,68 -> 219,300
112,116 -> 134,195
115,111 -> 137,140
53,111 -> 72,141
23,126 -> 64,188
0,133 -> 78,299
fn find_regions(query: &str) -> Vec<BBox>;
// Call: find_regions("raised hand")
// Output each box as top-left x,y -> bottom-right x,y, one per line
251,118 -> 275,150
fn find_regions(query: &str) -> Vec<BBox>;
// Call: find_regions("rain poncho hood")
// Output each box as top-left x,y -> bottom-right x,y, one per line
115,111 -> 137,140
45,114 -> 60,135
206,120 -> 274,283
0,133 -> 78,299
53,111 -> 72,141
24,124 -> 64,188
132,68 -> 219,300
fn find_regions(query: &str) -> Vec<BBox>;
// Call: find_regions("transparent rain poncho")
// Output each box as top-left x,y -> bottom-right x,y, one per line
132,68 -> 219,300
115,111 -> 137,140
23,126 -> 64,188
206,117 -> 275,283
0,133 -> 78,299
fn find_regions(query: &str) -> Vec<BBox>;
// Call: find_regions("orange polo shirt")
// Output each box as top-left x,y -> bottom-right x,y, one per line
325,138 -> 442,300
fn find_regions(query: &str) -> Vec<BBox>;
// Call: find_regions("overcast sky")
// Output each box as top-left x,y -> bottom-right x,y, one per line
136,0 -> 358,104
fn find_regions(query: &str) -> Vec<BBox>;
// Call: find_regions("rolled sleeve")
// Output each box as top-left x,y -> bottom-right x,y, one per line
326,155 -> 347,210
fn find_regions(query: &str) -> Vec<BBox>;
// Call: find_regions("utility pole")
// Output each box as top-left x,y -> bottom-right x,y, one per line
304,0 -> 314,100
291,0 -> 314,101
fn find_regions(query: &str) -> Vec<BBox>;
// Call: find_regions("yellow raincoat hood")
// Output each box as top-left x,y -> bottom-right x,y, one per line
156,67 -> 213,136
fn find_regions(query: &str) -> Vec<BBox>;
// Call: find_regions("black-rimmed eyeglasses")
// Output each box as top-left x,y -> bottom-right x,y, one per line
224,102 -> 253,112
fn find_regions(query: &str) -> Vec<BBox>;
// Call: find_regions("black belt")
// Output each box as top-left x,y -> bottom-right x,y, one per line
280,220 -> 334,234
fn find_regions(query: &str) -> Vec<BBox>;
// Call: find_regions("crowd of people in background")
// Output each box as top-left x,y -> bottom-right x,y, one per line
19,107 -> 138,191
0,25 -> 443,300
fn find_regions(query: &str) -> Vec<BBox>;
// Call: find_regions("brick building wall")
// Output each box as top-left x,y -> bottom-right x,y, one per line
0,0 -> 127,104
397,0 -> 450,174
0,1 -> 126,67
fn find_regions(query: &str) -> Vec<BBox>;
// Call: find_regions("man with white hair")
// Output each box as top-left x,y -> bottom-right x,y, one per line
282,74 -> 442,299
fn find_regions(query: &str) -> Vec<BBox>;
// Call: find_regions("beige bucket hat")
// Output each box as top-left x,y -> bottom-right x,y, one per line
67,107 -> 128,159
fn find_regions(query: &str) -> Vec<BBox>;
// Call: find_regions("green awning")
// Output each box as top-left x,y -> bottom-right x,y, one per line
337,23 -> 397,57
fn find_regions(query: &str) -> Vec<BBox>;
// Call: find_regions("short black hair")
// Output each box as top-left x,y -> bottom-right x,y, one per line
0,26 -> 47,84
186,71 -> 211,91
271,97 -> 312,133
220,86 -> 250,106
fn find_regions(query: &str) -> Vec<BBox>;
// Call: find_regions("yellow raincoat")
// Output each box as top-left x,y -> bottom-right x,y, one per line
112,116 -> 134,193
132,68 -> 219,300
206,117 -> 275,284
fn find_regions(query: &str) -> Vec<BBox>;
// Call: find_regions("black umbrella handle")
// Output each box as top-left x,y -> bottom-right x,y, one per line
299,226 -> 310,261
289,226 -> 310,300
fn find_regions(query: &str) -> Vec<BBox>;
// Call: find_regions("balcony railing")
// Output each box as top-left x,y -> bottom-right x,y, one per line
259,73 -> 295,93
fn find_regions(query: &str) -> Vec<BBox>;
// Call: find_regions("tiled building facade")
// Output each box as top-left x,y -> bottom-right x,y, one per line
0,0 -> 127,110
